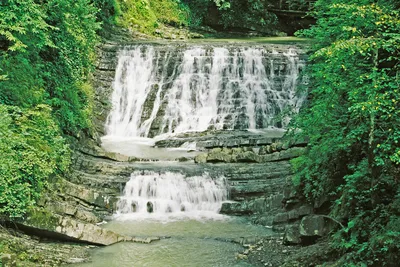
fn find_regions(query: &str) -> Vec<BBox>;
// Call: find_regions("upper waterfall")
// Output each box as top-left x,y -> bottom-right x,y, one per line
105,44 -> 306,139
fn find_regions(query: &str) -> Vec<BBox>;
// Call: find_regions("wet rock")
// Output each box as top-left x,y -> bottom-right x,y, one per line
283,224 -> 301,245
66,258 -> 86,264
288,205 -> 314,220
131,202 -> 138,212
21,210 -> 124,246
194,153 -> 207,163
147,202 -> 154,213
299,215 -> 333,243
59,180 -> 115,210
104,151 -> 128,162
273,212 -> 289,224
220,202 -> 253,215
177,157 -> 190,162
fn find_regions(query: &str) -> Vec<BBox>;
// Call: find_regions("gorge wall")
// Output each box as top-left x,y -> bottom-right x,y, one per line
20,39 -> 320,250
79,40 -> 314,233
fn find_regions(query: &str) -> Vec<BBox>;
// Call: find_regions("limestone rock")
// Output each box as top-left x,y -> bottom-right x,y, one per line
299,215 -> 332,239
220,202 -> 253,215
273,212 -> 289,224
24,210 -> 123,246
207,151 -> 235,163
288,205 -> 314,220
56,217 -> 122,245
283,224 -> 301,245
60,180 -> 115,210
194,153 -> 207,163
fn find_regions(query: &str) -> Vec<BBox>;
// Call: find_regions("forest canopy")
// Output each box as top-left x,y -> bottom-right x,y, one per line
291,0 -> 400,265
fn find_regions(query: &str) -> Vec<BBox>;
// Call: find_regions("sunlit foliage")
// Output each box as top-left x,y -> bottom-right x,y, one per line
292,0 -> 400,264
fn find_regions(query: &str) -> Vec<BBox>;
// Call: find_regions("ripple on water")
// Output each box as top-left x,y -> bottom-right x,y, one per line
73,218 -> 273,267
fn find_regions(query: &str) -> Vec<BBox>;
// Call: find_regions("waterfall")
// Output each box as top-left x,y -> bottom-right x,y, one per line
115,171 -> 228,220
105,45 -> 305,139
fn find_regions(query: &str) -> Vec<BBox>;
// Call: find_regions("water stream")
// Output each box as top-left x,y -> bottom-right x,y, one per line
74,219 -> 273,267
115,171 -> 228,221
105,44 -> 305,139
75,39 -> 306,266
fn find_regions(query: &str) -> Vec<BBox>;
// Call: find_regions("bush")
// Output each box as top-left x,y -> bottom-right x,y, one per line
0,105 -> 70,218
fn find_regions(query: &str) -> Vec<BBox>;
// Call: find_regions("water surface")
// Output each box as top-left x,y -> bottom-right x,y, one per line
73,218 -> 273,267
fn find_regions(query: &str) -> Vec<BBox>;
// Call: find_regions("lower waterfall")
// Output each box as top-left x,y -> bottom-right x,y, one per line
115,171 -> 228,220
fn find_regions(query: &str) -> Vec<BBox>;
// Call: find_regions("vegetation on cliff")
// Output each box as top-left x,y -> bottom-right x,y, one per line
101,0 -> 280,35
0,0 -> 102,218
291,0 -> 400,265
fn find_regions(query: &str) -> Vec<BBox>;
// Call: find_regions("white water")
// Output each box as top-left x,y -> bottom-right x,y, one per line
105,45 -> 305,139
115,171 -> 228,221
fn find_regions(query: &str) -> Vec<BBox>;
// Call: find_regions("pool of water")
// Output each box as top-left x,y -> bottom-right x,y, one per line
72,218 -> 273,267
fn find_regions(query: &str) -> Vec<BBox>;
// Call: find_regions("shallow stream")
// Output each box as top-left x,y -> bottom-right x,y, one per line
73,218 -> 273,267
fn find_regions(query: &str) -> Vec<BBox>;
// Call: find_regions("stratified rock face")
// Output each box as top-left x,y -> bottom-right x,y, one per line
98,43 -> 307,139
55,217 -> 123,245
87,41 -> 310,233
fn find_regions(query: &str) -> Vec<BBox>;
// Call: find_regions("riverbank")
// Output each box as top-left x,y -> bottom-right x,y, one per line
236,236 -> 337,267
0,227 -> 90,266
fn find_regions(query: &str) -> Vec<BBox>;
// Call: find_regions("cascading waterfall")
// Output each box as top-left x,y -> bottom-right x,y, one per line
115,171 -> 228,220
105,45 -> 305,138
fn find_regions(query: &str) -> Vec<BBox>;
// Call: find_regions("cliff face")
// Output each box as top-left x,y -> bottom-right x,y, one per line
84,40 -> 316,234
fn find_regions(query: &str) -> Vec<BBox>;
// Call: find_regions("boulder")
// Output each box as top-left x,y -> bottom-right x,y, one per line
283,224 -> 301,245
288,205 -> 314,220
220,202 -> 253,215
273,212 -> 289,224
299,215 -> 332,239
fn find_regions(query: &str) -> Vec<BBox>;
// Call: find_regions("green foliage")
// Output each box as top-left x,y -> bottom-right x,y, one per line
183,0 -> 277,30
292,0 -> 400,265
181,0 -> 212,26
0,105 -> 70,218
0,0 -> 53,52
217,0 -> 277,29
0,0 -> 100,135
118,0 -> 189,33
93,0 -> 121,28
0,0 -> 113,218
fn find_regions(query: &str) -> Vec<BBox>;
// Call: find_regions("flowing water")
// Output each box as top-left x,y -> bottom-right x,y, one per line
77,39 -> 306,266
73,171 -> 274,267
74,219 -> 273,267
115,171 -> 228,221
105,44 -> 306,139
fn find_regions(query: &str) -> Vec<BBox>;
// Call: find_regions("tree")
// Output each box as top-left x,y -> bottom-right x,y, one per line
292,0 -> 400,264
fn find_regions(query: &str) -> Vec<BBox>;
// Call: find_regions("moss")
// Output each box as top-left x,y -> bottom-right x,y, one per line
24,208 -> 59,231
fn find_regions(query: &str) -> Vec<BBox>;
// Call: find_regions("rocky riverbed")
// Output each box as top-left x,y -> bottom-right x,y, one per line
0,227 -> 90,266
235,236 -> 337,267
